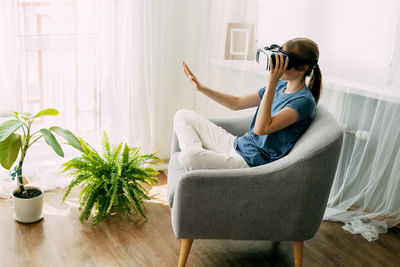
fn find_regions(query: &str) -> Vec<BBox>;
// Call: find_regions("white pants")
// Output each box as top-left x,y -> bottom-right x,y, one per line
173,109 -> 249,170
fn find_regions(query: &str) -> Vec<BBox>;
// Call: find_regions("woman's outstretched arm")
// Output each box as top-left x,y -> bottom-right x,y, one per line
183,62 -> 260,110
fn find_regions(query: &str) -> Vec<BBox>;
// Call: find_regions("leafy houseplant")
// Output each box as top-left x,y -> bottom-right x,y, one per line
61,132 -> 162,225
0,109 -> 82,223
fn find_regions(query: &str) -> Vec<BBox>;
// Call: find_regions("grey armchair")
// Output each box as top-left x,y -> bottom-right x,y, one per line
167,105 -> 344,267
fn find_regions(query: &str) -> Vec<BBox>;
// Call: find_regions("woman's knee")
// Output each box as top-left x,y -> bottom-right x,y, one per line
174,109 -> 198,124
178,147 -> 204,169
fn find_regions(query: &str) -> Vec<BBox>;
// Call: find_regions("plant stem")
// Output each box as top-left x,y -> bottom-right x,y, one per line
29,130 -> 39,138
21,124 -> 26,139
28,135 -> 42,148
16,159 -> 26,195
17,120 -> 32,196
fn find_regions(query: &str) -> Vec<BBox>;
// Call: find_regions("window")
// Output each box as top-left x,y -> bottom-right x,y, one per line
18,0 -> 99,134
256,0 -> 400,89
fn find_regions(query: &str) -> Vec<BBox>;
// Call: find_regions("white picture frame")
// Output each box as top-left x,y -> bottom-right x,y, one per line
225,23 -> 254,60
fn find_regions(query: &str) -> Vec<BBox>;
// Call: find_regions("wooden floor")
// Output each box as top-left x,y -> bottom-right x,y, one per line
1,172 -> 400,267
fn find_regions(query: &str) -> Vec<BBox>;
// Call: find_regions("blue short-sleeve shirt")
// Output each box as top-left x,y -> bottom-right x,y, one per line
234,80 -> 316,167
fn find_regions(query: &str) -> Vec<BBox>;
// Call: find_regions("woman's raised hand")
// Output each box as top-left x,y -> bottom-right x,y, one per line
268,54 -> 289,85
182,62 -> 204,91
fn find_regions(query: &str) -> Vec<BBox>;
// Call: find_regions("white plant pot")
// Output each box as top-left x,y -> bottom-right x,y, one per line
12,186 -> 43,223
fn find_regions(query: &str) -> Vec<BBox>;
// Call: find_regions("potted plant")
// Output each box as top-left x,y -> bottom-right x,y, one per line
61,132 -> 162,225
0,109 -> 82,223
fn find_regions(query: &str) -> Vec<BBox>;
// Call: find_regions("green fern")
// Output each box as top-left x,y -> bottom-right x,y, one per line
61,132 -> 162,225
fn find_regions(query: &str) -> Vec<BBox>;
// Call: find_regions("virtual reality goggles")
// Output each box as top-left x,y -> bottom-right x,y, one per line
256,44 -> 316,71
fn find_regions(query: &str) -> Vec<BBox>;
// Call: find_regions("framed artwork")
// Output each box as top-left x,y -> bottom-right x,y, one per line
224,23 -> 255,60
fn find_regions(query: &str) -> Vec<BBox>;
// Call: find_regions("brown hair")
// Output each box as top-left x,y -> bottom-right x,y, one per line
284,38 -> 322,104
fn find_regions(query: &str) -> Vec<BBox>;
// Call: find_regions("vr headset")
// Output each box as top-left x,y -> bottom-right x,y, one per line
256,44 -> 316,71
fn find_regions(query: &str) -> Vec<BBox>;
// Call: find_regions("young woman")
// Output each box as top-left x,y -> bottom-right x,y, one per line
174,37 -> 321,170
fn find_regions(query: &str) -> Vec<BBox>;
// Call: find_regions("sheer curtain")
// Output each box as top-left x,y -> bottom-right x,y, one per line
98,0 -> 156,155
0,1 -> 22,198
0,1 -> 19,111
319,5 -> 400,238
195,0 -> 400,241
98,0 -> 211,160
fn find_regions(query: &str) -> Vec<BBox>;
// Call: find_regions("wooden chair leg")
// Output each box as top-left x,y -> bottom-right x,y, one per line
293,241 -> 304,267
178,239 -> 193,267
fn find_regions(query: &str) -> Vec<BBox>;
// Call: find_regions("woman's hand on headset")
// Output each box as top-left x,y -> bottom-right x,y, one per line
183,62 -> 204,91
268,53 -> 289,86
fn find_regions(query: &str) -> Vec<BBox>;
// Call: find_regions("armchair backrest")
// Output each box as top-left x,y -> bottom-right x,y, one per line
285,105 -> 344,163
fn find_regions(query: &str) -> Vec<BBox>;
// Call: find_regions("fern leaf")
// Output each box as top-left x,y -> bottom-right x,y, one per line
62,173 -> 91,203
79,185 -> 101,223
92,193 -> 110,225
107,172 -> 119,213
110,142 -> 123,162
122,144 -> 130,165
102,131 -> 111,158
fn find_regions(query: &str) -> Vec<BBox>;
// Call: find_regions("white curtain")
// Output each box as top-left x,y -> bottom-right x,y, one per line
98,0 -> 211,160
98,0 -> 156,155
319,6 -> 400,239
0,0 -> 21,198
0,1 -> 19,111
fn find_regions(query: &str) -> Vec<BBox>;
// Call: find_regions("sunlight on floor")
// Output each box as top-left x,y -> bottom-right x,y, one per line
42,197 -> 79,216
148,184 -> 169,206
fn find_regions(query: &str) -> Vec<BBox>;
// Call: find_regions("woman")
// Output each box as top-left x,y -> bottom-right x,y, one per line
174,37 -> 321,170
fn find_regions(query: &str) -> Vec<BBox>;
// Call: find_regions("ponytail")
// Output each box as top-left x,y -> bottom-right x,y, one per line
307,65 -> 322,104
